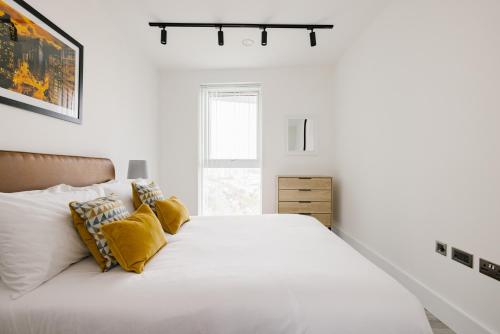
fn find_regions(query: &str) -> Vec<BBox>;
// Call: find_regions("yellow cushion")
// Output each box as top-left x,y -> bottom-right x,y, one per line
155,196 -> 190,234
100,204 -> 166,274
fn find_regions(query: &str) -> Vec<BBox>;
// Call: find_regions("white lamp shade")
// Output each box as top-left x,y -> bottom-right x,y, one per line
128,160 -> 149,179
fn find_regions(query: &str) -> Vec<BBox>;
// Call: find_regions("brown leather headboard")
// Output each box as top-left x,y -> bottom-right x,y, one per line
0,150 -> 115,193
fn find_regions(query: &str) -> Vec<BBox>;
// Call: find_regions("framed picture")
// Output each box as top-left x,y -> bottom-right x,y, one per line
0,0 -> 83,123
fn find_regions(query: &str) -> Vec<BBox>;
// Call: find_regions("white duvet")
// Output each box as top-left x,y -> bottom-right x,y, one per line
0,214 -> 432,334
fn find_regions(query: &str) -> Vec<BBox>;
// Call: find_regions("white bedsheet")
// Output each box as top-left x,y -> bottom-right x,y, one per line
0,214 -> 432,334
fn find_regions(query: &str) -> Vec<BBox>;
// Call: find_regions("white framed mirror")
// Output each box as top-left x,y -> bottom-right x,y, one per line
287,117 -> 315,154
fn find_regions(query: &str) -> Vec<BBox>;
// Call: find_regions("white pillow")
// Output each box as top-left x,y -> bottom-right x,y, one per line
0,186 -> 104,298
14,183 -> 74,195
101,179 -> 137,213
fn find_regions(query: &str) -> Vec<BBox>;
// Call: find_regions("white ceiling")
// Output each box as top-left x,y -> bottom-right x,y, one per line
111,0 -> 390,70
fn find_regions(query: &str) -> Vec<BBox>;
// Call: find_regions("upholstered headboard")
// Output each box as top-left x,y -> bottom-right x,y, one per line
0,150 -> 115,193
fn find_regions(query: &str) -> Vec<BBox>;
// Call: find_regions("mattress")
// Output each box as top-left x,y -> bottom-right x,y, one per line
0,214 -> 432,334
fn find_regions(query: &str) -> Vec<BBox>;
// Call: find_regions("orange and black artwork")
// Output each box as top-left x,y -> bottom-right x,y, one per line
0,0 -> 83,123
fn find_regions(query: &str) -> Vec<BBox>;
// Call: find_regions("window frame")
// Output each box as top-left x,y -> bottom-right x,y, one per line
198,83 -> 263,215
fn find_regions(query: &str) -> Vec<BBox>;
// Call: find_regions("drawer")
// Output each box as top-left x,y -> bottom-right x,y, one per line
278,201 -> 331,214
279,189 -> 331,202
301,213 -> 331,227
278,177 -> 331,190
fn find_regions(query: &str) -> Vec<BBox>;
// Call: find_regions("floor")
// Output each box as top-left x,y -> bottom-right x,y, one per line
426,310 -> 455,334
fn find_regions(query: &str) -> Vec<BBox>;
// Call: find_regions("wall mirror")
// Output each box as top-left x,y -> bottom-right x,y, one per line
287,118 -> 315,154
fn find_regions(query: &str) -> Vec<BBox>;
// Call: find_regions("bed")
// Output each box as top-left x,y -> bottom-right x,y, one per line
0,151 -> 432,334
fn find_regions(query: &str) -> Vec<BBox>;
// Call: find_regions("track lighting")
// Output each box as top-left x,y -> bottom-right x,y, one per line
309,29 -> 316,47
261,28 -> 267,46
161,27 -> 167,45
218,27 -> 224,46
149,23 -> 333,47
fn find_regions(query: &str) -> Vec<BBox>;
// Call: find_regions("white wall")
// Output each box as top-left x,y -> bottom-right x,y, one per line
332,1 -> 500,333
0,0 -> 160,179
160,66 -> 334,214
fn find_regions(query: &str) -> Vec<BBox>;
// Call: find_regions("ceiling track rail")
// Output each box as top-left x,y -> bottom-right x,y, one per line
148,23 -> 334,30
149,22 -> 334,47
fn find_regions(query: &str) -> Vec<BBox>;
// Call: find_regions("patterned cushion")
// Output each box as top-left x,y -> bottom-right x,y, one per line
132,182 -> 164,214
69,196 -> 130,271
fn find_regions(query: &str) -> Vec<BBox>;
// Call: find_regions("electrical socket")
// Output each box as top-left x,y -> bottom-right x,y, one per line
480,259 -> 500,282
435,241 -> 447,256
451,247 -> 473,268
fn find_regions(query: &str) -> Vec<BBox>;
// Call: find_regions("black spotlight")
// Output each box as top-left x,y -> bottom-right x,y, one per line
261,28 -> 267,46
309,29 -> 316,47
161,27 -> 167,45
218,27 -> 224,46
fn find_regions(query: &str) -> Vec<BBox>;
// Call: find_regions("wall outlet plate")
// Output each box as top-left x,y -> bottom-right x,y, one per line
435,241 -> 447,256
480,259 -> 500,282
451,247 -> 473,268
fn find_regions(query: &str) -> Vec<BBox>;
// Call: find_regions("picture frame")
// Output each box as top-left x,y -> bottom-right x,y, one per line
285,114 -> 318,156
0,0 -> 83,123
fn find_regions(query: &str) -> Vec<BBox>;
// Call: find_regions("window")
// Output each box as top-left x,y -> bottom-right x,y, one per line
199,84 -> 262,216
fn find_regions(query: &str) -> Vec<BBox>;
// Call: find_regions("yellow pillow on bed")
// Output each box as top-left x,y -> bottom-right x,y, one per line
101,204 -> 167,274
155,196 -> 190,234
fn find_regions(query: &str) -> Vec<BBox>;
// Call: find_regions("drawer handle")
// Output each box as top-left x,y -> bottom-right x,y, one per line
298,177 -> 312,180
299,213 -> 312,216
298,189 -> 312,192
299,201 -> 311,203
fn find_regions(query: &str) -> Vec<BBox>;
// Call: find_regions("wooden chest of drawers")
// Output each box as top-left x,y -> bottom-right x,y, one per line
277,176 -> 333,228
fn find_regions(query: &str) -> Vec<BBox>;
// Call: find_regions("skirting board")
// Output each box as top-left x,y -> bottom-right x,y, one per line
334,227 -> 496,334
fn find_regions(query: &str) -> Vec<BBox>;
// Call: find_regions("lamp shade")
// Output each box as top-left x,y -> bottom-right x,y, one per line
127,160 -> 149,179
